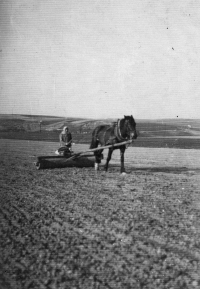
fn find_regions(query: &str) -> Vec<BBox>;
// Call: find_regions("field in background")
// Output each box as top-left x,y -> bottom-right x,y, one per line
0,114 -> 200,149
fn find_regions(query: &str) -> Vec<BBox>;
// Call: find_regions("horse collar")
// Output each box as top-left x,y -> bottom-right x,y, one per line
116,119 -> 127,141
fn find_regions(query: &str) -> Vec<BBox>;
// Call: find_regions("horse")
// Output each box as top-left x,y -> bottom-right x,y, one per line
90,115 -> 137,173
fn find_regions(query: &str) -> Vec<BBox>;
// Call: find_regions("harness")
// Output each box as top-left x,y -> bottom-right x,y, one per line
114,119 -> 128,142
97,118 -> 133,146
102,119 -> 128,145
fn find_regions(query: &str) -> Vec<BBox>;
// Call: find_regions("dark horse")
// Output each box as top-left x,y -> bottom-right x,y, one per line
90,115 -> 137,173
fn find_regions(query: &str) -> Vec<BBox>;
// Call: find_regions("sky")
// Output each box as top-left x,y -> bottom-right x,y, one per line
0,0 -> 200,119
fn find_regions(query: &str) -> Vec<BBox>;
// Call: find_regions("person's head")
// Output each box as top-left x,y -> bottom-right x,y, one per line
63,126 -> 69,133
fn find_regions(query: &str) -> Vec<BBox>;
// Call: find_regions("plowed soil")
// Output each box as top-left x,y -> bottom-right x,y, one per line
0,139 -> 200,289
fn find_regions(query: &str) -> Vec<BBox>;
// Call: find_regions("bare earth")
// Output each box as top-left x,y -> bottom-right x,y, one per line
0,139 -> 200,289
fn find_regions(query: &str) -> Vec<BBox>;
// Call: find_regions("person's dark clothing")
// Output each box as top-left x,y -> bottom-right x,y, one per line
59,132 -> 72,147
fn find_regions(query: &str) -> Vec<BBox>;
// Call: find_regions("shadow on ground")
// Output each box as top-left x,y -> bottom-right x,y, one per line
109,165 -> 200,174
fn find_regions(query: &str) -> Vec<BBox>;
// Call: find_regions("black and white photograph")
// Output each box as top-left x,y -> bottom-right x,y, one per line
0,1 -> 200,288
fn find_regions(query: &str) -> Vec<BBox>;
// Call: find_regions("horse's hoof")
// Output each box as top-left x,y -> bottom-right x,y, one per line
121,172 -> 126,176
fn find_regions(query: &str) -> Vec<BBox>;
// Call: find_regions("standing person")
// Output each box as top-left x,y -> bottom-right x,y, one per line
59,126 -> 72,150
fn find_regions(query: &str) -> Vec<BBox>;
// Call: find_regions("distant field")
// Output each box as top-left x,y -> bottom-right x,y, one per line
0,114 -> 200,149
0,131 -> 200,149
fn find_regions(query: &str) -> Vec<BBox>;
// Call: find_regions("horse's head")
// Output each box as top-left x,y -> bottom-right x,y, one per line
124,115 -> 137,140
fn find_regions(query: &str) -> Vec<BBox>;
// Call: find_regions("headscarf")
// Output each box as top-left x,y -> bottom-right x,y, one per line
62,126 -> 68,133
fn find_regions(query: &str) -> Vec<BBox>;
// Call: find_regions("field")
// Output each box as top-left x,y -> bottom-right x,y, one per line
0,114 -> 200,150
1,139 -> 200,289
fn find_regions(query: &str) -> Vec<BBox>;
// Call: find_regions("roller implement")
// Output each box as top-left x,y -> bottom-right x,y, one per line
34,140 -> 133,170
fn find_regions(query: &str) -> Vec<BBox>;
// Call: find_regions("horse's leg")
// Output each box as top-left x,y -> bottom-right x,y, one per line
94,149 -> 103,171
120,146 -> 126,173
90,133 -> 100,170
95,162 -> 99,170
104,148 -> 113,172
94,151 -> 100,171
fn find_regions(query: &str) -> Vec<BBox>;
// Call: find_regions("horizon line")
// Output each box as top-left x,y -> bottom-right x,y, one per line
0,113 -> 200,121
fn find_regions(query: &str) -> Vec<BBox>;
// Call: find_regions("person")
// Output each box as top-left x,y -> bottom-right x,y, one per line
59,126 -> 72,150
55,126 -> 72,155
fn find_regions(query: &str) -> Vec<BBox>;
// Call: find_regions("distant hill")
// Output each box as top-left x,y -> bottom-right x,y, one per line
0,114 -> 199,137
0,114 -> 116,134
0,114 -> 200,149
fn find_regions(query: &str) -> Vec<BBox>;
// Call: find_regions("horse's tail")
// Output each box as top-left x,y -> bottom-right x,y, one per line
90,127 -> 99,149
